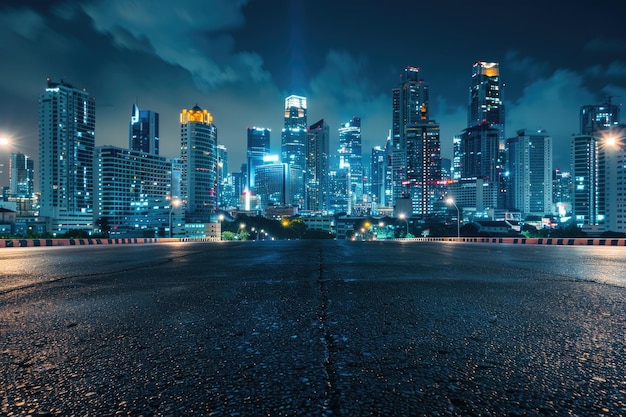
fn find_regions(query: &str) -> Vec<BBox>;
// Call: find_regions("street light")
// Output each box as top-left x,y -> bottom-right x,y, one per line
398,213 -> 409,236
446,197 -> 460,238
169,199 -> 181,238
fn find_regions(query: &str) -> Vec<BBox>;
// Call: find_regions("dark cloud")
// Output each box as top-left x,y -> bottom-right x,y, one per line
1,0 -> 626,187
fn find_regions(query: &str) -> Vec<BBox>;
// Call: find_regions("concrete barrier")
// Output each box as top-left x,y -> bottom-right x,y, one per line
0,237 -> 164,248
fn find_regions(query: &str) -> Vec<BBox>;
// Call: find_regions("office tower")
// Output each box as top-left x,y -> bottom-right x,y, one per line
571,101 -> 622,230
247,127 -> 271,192
9,152 -> 34,198
306,119 -> 329,212
468,62 -> 505,143
370,146 -> 386,207
95,146 -> 171,237
217,144 -> 229,210
129,104 -> 160,155
180,105 -> 218,222
391,66 -> 429,206
338,117 -> 363,209
281,95 -> 307,206
255,163 -> 301,208
38,78 -> 95,233
507,129 -> 553,217
571,134 -> 599,227
458,122 -> 500,181
580,101 -> 620,136
603,125 -> 626,233
553,168 -> 572,218
405,122 -> 442,215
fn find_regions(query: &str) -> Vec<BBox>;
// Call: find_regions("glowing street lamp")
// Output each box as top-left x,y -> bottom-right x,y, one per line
169,199 -> 181,238
398,213 -> 409,236
446,197 -> 460,238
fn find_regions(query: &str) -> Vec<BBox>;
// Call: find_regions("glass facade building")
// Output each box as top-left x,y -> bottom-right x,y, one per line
507,129 -> 553,216
129,104 -> 160,155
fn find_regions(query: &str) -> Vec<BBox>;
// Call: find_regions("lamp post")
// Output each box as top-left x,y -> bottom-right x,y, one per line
398,213 -> 409,237
169,199 -> 181,238
446,197 -> 460,238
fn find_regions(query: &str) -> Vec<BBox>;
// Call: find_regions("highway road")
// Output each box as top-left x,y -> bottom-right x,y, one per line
1,240 -> 625,416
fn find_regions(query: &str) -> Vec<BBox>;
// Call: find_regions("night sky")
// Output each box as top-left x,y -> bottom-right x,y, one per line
1,0 -> 625,187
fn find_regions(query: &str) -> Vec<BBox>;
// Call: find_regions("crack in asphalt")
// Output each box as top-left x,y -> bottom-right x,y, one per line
317,247 -> 340,414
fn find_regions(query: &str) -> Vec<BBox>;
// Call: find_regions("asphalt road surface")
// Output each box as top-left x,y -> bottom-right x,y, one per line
1,240 -> 625,416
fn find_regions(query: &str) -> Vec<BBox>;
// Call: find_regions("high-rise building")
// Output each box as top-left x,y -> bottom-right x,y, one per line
391,66 -> 429,206
129,104 -> 160,155
247,127 -> 271,192
338,117 -> 363,208
507,129 -> 553,217
180,105 -> 218,222
38,78 -> 95,234
552,168 -> 572,218
306,119 -> 330,212
95,146 -> 172,237
450,62 -> 507,216
468,62 -> 505,143
603,125 -> 626,233
9,152 -> 34,198
571,101 -> 622,231
217,144 -> 228,210
571,134 -> 599,228
458,122 -> 500,181
255,162 -> 301,209
580,102 -> 620,136
405,122 -> 442,215
370,146 -> 386,207
281,95 -> 307,206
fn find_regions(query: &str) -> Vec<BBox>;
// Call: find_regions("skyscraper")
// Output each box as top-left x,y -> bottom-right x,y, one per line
580,102 -> 620,135
338,117 -> 363,209
180,105 -> 218,222
129,104 -> 160,155
281,95 -> 307,206
507,129 -> 553,216
247,127 -> 271,192
38,78 -> 95,234
9,152 -> 34,198
468,62 -> 505,143
391,66 -> 429,207
370,146 -> 386,207
405,122 -> 442,215
306,119 -> 329,212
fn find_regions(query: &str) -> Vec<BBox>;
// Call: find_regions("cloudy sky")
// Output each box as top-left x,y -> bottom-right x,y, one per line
1,0 -> 625,187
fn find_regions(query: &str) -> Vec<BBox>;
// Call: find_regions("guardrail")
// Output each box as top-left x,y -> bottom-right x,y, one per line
404,237 -> 626,246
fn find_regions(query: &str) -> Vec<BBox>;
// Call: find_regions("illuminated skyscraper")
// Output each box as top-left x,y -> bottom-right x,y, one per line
38,78 -> 95,233
129,104 -> 159,155
281,95 -> 307,206
391,66 -> 429,207
9,152 -> 34,198
180,105 -> 218,221
507,129 -> 553,217
468,62 -> 505,143
338,117 -> 363,209
580,102 -> 620,135
306,119 -> 329,212
247,127 -> 271,192
405,122 -> 442,215
370,146 -> 386,207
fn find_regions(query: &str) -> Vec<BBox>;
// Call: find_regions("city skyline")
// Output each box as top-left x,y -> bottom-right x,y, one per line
1,0 -> 626,187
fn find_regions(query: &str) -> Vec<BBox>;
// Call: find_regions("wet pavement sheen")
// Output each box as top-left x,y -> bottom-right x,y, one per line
1,240 -> 625,416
